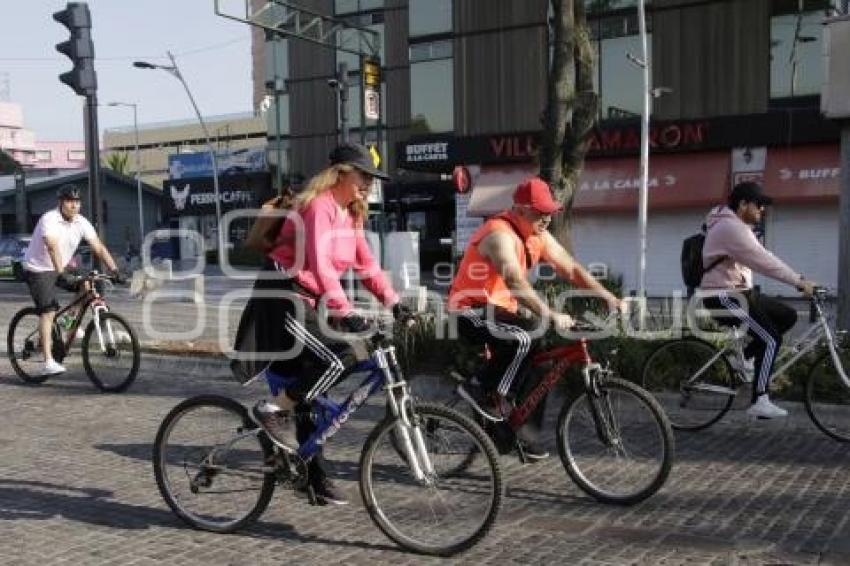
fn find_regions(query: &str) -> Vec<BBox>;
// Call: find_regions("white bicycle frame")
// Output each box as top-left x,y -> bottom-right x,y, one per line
687,292 -> 849,389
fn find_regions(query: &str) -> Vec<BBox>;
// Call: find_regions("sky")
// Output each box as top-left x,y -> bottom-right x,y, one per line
0,0 -> 254,141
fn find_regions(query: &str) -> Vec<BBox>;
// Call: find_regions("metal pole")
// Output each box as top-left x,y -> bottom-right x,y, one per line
272,36 -> 284,190
14,167 -> 26,233
338,61 -> 350,143
84,93 -> 103,240
636,0 -> 651,324
132,103 -> 144,248
166,51 -> 224,256
838,123 -> 850,330
359,55 -> 367,145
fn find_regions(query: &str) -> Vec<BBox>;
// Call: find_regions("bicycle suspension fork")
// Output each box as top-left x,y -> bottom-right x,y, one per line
378,346 -> 435,481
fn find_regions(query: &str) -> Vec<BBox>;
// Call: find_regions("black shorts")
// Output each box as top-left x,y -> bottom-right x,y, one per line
24,271 -> 80,314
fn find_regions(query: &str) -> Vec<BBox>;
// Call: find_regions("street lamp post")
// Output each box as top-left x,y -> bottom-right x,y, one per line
133,51 -> 224,256
107,101 -> 144,250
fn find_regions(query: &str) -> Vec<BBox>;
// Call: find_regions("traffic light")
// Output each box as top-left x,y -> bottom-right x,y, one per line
53,2 -> 97,96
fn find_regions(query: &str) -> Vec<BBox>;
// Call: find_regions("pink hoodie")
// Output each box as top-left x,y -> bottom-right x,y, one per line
701,205 -> 802,290
268,190 -> 399,315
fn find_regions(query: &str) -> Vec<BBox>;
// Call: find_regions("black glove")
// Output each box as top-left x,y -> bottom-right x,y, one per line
340,312 -> 372,333
392,303 -> 414,322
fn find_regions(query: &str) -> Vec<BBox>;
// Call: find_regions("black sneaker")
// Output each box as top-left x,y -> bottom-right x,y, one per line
251,401 -> 297,450
518,439 -> 549,462
312,478 -> 349,506
457,382 -> 505,422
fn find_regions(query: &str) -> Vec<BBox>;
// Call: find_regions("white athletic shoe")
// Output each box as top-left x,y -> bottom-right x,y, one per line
41,359 -> 67,376
747,395 -> 788,419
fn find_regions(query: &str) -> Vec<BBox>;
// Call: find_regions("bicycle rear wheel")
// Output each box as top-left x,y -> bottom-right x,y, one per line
7,307 -> 63,385
361,402 -> 502,556
153,395 -> 276,533
805,347 -> 850,442
82,312 -> 140,393
642,338 -> 736,430
557,376 -> 674,505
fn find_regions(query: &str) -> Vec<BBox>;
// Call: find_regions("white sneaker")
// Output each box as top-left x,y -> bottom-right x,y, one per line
747,395 -> 788,419
41,360 -> 67,376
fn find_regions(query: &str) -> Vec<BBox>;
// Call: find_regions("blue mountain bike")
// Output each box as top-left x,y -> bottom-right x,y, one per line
152,324 -> 503,556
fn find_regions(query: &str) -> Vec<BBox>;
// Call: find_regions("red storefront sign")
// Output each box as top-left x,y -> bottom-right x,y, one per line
573,152 -> 730,211
763,144 -> 840,203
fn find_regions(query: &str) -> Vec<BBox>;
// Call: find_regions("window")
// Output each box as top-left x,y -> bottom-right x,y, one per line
409,40 -> 452,63
770,10 -> 825,98
586,13 -> 651,119
410,58 -> 454,133
264,37 -> 289,84
409,0 -> 452,37
67,149 -> 85,161
35,150 -> 52,162
335,0 -> 383,15
266,93 -> 290,137
336,23 -> 384,73
585,0 -> 648,15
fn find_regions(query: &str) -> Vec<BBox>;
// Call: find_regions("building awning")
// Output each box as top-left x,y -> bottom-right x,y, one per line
574,151 -> 730,212
466,152 -> 731,216
763,144 -> 840,203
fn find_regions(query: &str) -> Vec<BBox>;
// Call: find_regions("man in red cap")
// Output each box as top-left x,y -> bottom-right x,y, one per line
448,176 -> 621,459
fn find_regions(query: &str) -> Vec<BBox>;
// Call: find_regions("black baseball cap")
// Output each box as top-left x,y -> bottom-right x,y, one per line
329,142 -> 390,181
730,181 -> 773,207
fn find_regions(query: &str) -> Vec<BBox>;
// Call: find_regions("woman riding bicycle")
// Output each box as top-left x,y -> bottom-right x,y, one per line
447,177 -> 621,459
234,143 -> 409,505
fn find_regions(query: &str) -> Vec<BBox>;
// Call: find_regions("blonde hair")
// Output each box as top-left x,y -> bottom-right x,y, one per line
296,163 -> 368,226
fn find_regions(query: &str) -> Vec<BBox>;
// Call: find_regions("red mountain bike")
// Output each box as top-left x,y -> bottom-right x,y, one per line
435,324 -> 674,505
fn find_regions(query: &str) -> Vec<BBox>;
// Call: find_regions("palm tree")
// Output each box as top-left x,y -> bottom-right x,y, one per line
104,152 -> 130,175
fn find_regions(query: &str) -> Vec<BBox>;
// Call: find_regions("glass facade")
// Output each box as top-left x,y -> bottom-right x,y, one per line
335,0 -> 384,15
410,57 -> 454,133
337,24 -> 385,72
770,11 -> 824,98
585,12 -> 650,119
409,0 -> 452,37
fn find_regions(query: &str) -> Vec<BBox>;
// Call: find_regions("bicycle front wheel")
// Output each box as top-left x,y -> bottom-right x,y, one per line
153,395 -> 276,533
7,307 -> 63,385
558,377 -> 674,505
642,338 -> 735,430
82,312 -> 140,392
360,402 -> 503,556
805,347 -> 850,442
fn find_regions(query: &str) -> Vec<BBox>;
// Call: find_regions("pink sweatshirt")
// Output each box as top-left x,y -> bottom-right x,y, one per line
268,191 -> 399,315
701,205 -> 802,290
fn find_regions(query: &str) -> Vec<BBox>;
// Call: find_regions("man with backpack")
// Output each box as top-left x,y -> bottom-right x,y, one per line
699,182 -> 816,419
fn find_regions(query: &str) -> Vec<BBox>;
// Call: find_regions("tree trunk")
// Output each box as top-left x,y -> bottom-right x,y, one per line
539,0 -> 598,250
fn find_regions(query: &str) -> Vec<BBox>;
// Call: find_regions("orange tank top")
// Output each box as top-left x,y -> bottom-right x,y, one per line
448,213 -> 545,313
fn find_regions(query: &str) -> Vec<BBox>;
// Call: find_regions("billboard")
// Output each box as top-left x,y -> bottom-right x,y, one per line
168,147 -> 267,179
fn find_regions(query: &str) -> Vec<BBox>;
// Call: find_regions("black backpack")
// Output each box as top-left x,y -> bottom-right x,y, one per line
681,223 -> 725,294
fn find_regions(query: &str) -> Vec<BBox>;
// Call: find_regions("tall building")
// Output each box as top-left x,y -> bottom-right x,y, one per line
252,0 -> 843,295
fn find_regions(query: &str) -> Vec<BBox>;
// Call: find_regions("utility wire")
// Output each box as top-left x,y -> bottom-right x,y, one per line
0,36 -> 248,62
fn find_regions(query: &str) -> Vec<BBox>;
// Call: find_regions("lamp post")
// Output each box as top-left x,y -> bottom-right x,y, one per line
106,101 -> 144,249
133,51 -> 224,256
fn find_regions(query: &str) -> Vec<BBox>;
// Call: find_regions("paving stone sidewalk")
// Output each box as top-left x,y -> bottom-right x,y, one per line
3,280 -> 850,564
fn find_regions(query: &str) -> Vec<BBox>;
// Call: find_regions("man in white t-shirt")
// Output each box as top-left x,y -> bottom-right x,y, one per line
23,184 -> 120,376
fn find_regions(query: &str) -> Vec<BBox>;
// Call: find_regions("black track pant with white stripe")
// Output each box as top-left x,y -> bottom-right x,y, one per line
234,264 -> 362,484
704,290 -> 797,403
455,307 -> 541,397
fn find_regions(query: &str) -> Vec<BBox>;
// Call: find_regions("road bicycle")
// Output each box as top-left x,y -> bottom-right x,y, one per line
7,271 -> 140,393
426,322 -> 674,506
641,288 -> 850,440
152,322 -> 503,557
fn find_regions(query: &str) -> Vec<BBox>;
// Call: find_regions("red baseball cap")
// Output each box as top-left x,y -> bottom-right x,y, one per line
513,177 -> 562,214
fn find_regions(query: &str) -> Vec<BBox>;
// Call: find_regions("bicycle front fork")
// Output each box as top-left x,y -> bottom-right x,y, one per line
583,364 -> 619,448
387,381 -> 436,482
